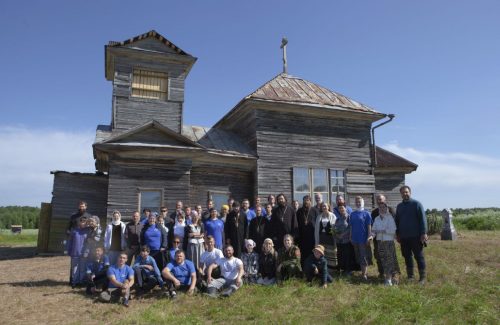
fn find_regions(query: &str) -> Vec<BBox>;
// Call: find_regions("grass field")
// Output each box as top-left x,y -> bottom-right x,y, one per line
0,229 -> 38,247
0,230 -> 498,324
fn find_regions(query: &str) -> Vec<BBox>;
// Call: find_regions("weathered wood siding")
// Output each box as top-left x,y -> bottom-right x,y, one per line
190,165 -> 254,205
374,172 -> 406,209
106,159 -> 191,218
49,172 -> 109,253
254,109 -> 374,204
111,56 -> 189,133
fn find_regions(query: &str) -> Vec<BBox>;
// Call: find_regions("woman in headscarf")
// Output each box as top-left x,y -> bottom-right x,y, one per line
104,210 -> 126,264
372,202 -> 398,286
168,210 -> 187,248
349,196 -> 373,280
315,202 -> 337,270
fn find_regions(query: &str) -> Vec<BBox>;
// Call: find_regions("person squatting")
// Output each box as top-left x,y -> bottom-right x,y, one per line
66,186 -> 428,307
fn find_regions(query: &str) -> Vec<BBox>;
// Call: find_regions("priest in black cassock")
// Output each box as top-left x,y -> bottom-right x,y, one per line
224,201 -> 248,257
267,193 -> 297,249
296,195 -> 319,266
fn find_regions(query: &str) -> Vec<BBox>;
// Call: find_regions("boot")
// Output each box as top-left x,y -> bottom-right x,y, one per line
406,268 -> 415,281
418,269 -> 426,285
221,287 -> 236,298
204,287 -> 218,298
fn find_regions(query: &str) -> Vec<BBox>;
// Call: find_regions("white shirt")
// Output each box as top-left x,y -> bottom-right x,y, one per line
372,213 -> 397,241
216,257 -> 243,280
200,248 -> 224,268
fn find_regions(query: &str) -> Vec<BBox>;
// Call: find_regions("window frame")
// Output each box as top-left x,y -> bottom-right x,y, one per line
208,190 -> 231,211
292,167 -> 347,206
137,188 -> 164,214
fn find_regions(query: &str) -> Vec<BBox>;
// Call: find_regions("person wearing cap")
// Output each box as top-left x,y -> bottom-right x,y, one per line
219,204 -> 229,223
241,239 -> 259,284
304,245 -> 333,288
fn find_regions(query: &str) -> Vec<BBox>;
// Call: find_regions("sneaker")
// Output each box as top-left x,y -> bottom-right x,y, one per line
170,290 -> 177,300
418,278 -> 426,285
123,298 -> 130,307
384,279 -> 393,286
221,287 -> 236,297
362,274 -> 368,282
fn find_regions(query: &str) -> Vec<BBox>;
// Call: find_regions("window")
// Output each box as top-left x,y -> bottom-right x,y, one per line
131,69 -> 168,100
293,168 -> 347,205
139,190 -> 162,213
208,191 -> 230,211
330,169 -> 346,204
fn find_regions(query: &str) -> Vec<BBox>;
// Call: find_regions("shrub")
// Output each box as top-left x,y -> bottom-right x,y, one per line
427,214 -> 443,235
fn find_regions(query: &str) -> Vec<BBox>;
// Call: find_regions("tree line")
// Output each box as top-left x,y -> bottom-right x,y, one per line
0,206 -> 40,229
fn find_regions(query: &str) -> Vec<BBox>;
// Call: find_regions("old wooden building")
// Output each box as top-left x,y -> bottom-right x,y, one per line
43,30 -> 417,252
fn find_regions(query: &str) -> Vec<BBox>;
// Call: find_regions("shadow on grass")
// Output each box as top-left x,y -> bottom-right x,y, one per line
0,279 -> 68,288
0,246 -> 38,260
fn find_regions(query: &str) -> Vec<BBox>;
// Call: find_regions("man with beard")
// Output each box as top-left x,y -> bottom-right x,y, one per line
224,201 -> 248,257
267,194 -> 296,249
296,195 -> 319,266
333,195 -> 353,219
248,205 -> 268,254
67,201 -> 91,236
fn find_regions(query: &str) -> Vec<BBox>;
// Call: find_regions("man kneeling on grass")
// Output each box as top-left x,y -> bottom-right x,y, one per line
304,245 -> 333,288
100,252 -> 134,307
161,250 -> 196,299
86,246 -> 110,295
205,245 -> 244,298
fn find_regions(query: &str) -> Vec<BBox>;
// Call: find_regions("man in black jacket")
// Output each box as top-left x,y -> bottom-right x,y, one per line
267,194 -> 296,249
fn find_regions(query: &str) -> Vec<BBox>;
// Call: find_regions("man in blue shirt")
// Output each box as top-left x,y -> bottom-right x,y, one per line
133,245 -> 164,293
333,195 -> 353,219
100,252 -> 134,307
162,250 -> 196,299
395,185 -> 428,284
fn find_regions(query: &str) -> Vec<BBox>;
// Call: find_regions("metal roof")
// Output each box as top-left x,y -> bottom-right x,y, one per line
182,125 -> 255,156
376,146 -> 418,170
246,73 -> 379,114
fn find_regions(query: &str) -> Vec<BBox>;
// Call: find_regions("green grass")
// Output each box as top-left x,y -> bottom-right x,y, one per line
0,229 -> 38,246
121,231 -> 499,325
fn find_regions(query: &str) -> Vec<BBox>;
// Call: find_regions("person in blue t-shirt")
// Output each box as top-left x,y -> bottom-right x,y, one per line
100,252 -> 134,307
133,245 -> 164,293
86,246 -> 110,294
204,208 -> 225,249
162,250 -> 196,299
350,196 -> 372,281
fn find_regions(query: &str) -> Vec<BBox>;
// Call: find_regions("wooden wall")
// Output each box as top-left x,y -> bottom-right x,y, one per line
106,159 -> 191,218
111,55 -> 189,133
374,171 -> 406,209
254,109 -> 375,207
49,172 -> 109,253
190,165 -> 254,205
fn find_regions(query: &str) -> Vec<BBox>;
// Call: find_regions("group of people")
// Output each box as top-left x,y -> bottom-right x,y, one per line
65,185 -> 428,307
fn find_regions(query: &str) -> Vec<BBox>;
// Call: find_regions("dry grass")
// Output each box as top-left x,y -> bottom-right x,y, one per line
0,231 -> 498,324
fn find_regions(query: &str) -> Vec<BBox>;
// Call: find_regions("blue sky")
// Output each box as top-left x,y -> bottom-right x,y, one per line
1,0 -> 499,208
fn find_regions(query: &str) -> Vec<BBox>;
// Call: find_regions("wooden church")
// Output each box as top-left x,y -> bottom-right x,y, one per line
42,30 -> 417,252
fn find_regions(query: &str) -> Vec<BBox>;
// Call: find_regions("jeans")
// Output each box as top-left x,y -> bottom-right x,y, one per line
400,237 -> 426,277
70,256 -> 86,285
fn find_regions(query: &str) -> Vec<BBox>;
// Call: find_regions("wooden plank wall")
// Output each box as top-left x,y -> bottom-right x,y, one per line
254,109 -> 374,206
190,165 -> 254,206
49,173 -> 109,252
374,172 -> 406,209
106,159 -> 191,219
112,55 -> 189,133
37,202 -> 52,253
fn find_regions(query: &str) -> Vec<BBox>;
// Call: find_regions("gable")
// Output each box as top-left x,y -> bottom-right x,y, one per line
113,127 -> 193,147
102,121 -> 202,148
123,37 -> 179,54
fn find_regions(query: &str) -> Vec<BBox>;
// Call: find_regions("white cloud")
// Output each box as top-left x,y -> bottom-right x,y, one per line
382,142 -> 500,209
0,126 -> 95,206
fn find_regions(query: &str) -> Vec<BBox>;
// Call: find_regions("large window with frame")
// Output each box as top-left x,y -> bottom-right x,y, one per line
139,189 -> 163,213
131,69 -> 168,100
293,168 -> 346,204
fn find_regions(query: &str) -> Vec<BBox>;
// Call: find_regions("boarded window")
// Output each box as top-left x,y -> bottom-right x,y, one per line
131,69 -> 168,100
139,190 -> 162,213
